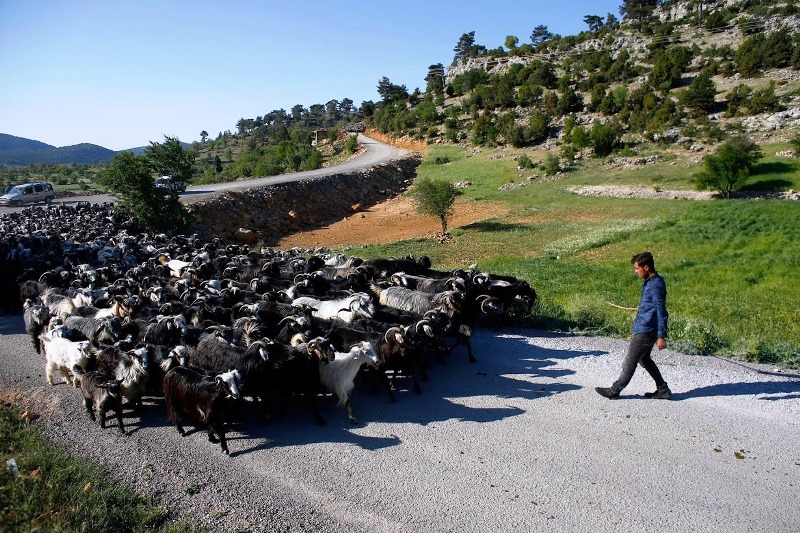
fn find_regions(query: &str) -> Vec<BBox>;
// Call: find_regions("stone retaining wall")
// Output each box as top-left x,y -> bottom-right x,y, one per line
186,155 -> 422,246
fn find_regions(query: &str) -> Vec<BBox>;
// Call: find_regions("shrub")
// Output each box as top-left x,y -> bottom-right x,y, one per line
789,134 -> 800,155
344,135 -> 359,154
516,154 -> 536,169
590,120 -> 622,157
409,177 -> 462,234
541,153 -> 561,176
680,69 -> 717,114
528,110 -> 550,145
694,136 -> 763,198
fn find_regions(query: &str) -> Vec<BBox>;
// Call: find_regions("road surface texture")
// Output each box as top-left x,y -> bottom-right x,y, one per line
1,313 -> 798,532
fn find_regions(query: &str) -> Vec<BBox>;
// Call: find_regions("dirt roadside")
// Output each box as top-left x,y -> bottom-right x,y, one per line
276,195 -> 512,249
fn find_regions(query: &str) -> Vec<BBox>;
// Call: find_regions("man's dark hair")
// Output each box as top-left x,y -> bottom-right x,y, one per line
631,251 -> 655,270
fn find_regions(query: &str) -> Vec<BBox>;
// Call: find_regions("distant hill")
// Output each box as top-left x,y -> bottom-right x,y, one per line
0,133 -> 118,166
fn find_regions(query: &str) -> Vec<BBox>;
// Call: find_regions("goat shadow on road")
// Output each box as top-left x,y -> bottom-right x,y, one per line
217,330 -> 603,456
0,313 -> 25,335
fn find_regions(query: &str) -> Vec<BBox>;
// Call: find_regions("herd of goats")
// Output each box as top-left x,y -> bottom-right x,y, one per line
1,202 -> 536,455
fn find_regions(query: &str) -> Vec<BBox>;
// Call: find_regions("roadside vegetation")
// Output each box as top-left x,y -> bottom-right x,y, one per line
0,402 -> 191,532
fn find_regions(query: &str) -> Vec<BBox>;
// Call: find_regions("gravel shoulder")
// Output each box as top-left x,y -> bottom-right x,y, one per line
1,313 -> 798,533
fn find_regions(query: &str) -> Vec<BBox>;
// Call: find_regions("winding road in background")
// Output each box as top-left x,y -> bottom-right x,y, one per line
1,134 -> 407,212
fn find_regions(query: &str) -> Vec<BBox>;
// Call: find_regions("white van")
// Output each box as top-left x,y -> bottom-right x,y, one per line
154,176 -> 186,194
0,182 -> 55,206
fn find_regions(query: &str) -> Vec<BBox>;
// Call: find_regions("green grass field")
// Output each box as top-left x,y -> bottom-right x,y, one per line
348,144 -> 800,368
0,404 -> 193,532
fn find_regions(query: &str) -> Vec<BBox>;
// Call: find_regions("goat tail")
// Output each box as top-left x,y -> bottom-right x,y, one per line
368,283 -> 384,298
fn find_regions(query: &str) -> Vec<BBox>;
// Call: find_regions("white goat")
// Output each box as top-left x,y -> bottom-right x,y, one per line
292,292 -> 375,322
319,341 -> 379,424
373,285 -> 461,315
40,334 -> 91,386
43,288 -> 93,321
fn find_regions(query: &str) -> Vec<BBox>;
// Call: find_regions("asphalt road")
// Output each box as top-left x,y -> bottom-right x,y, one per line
1,313 -> 798,532
0,134 -> 407,212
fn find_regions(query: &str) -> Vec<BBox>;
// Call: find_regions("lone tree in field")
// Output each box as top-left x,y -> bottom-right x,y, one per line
409,177 -> 462,234
694,136 -> 763,198
97,136 -> 194,232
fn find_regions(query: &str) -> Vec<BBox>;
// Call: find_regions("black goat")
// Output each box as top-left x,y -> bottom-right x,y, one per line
163,366 -> 241,455
72,365 -> 125,434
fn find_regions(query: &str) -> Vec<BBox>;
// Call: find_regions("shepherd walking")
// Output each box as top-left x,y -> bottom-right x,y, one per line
596,251 -> 672,400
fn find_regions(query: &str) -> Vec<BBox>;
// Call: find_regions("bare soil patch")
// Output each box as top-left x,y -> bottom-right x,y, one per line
277,196 -> 512,249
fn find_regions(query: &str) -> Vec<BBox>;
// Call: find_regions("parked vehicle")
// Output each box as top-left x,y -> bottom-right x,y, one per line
0,182 -> 55,206
154,176 -> 186,194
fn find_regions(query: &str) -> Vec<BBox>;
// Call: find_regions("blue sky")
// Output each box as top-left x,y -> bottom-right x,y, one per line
0,1 -> 622,151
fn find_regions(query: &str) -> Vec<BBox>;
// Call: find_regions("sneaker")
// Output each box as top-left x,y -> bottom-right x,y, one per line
595,387 -> 620,399
644,385 -> 672,400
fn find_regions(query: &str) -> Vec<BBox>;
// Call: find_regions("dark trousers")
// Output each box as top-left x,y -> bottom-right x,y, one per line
611,333 -> 666,393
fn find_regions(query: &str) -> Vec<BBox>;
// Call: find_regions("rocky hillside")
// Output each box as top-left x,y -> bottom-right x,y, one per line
377,0 -> 800,154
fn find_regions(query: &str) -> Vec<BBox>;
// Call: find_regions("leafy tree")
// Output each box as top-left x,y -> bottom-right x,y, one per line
681,69 -> 717,114
425,64 -> 445,96
530,25 -> 553,48
694,136 -> 763,198
762,27 -> 795,68
584,15 -> 603,32
377,77 -> 409,103
452,32 -> 486,64
200,130 -> 208,143
556,86 -> 583,116
360,100 -> 376,117
590,120 -> 622,156
528,110 -> 550,144
619,0 -> 658,22
97,150 -> 191,233
504,35 -> 519,50
450,69 -> 491,96
724,84 -> 752,116
569,126 -> 592,154
735,34 -> 766,77
746,82 -> 781,115
409,177 -> 462,234
144,136 -> 195,189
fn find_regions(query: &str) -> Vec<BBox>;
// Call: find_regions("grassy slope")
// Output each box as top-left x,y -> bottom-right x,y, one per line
348,144 -> 800,368
0,403 -> 192,532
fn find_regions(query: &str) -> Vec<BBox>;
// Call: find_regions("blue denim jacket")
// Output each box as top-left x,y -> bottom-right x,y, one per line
632,273 -> 668,338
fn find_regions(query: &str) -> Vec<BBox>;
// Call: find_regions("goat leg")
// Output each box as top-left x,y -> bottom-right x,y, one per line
113,401 -> 125,434
84,397 -> 96,421
345,399 -> 357,424
308,392 -> 326,426
208,415 -> 230,454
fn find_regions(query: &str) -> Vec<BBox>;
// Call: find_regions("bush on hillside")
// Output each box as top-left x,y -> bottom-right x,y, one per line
694,136 -> 764,198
